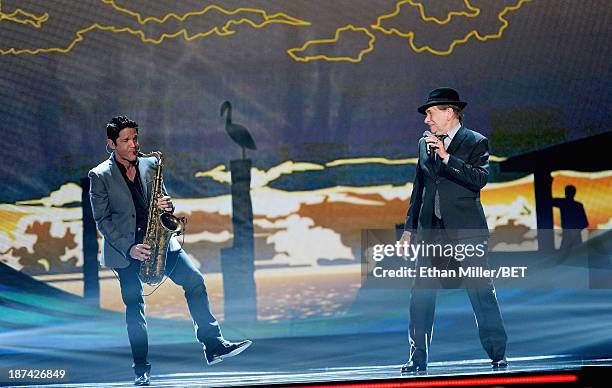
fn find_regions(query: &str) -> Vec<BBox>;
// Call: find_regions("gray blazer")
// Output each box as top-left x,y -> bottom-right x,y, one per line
88,153 -> 180,268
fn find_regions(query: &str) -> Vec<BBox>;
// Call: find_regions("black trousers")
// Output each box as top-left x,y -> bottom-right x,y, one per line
408,216 -> 507,365
116,249 -> 223,375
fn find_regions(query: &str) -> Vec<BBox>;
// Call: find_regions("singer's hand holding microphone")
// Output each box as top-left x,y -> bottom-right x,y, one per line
422,130 -> 449,159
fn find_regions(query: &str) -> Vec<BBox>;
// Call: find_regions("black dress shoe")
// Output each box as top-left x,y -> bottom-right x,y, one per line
206,339 -> 252,365
401,362 -> 427,374
492,358 -> 508,369
134,371 -> 150,386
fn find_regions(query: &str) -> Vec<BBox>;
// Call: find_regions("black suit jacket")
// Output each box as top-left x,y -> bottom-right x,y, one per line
404,126 -> 490,234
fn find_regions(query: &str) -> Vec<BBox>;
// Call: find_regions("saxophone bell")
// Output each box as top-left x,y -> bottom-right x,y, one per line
160,212 -> 184,235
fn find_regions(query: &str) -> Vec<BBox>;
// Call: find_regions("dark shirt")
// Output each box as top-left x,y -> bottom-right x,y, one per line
115,157 -> 149,248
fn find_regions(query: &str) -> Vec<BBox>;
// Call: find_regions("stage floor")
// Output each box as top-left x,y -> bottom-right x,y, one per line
2,280 -> 612,387
7,356 -> 609,387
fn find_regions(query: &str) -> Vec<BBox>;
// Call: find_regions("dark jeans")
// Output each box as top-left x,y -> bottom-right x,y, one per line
408,216 -> 507,366
116,249 -> 223,375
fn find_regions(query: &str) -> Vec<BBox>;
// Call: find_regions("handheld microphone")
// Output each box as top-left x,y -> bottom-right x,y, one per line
423,130 -> 434,156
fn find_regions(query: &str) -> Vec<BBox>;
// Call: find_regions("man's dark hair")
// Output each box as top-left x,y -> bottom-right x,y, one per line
565,185 -> 577,199
106,116 -> 138,143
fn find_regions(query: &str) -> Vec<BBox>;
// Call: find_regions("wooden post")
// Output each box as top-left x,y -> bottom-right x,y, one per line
81,177 -> 100,306
220,160 -> 257,322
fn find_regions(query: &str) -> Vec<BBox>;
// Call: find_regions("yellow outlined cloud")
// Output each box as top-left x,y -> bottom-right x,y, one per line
287,24 -> 376,63
1,0 -> 529,61
288,0 -> 530,62
101,0 -> 310,31
0,0 -> 48,28
376,0 -> 480,26
1,0 -> 310,56
372,0 -> 531,56
0,24 -> 233,55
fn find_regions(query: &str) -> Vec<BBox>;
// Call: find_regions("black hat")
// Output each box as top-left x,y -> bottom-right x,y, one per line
417,87 -> 467,114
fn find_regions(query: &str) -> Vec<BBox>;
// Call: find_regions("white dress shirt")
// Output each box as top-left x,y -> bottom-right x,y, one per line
441,123 -> 461,165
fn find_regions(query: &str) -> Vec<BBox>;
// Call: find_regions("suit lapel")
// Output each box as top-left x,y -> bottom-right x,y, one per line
446,126 -> 468,155
109,154 -> 132,200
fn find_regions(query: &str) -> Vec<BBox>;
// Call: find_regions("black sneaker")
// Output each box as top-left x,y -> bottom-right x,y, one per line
492,357 -> 508,369
400,361 -> 427,374
205,340 -> 252,365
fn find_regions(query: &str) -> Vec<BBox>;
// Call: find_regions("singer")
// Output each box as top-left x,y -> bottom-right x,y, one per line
88,116 -> 251,386
398,88 -> 508,373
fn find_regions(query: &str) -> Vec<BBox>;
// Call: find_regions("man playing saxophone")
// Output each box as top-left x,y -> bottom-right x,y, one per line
88,116 -> 251,386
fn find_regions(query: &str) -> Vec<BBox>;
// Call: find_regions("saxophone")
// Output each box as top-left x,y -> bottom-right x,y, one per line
138,151 -> 185,285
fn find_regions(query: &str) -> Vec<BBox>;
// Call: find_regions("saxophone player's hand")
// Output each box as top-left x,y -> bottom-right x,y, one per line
157,196 -> 174,212
130,244 -> 151,261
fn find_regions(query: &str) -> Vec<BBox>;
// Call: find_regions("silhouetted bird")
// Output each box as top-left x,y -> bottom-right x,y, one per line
220,101 -> 256,159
